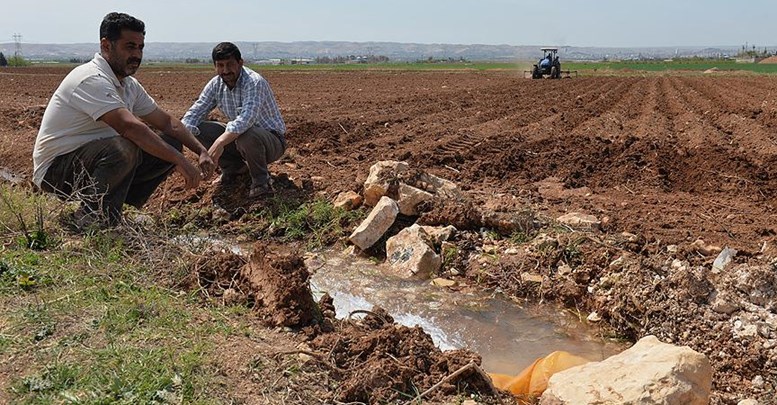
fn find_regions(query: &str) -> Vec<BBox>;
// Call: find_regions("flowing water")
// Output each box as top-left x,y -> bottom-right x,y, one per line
183,235 -> 624,376
306,249 -> 625,375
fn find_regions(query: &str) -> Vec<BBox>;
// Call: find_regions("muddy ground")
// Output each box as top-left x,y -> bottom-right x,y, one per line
2,66 -> 777,403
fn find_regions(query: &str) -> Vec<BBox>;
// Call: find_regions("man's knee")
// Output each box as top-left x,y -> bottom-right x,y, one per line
109,137 -> 143,168
197,121 -> 227,142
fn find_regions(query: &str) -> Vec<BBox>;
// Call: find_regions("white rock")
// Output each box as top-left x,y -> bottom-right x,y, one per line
431,278 -> 457,287
738,399 -> 759,405
419,224 -> 457,246
541,335 -> 712,405
386,225 -> 441,279
556,212 -> 600,230
397,184 -> 434,216
349,197 -> 399,250
333,191 -> 362,210
712,246 -> 737,273
363,161 -> 408,206
587,312 -> 601,322
416,172 -> 462,198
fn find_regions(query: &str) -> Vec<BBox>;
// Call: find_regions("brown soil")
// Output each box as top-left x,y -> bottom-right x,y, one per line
187,244 -> 503,404
3,66 -> 777,403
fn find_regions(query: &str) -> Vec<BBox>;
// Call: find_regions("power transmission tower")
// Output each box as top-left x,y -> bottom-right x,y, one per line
12,33 -> 23,58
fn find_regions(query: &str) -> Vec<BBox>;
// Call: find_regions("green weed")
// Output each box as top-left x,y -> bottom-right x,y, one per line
509,231 -> 531,244
0,186 -> 56,251
263,199 -> 363,248
442,244 -> 459,269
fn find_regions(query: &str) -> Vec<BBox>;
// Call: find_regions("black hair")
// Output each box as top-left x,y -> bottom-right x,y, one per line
212,42 -> 242,63
100,12 -> 145,42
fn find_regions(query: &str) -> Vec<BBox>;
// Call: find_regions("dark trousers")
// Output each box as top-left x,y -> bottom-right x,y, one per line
41,135 -> 181,221
196,121 -> 285,187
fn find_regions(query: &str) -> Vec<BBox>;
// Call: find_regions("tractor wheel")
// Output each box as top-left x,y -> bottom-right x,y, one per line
550,66 -> 559,79
532,66 -> 541,79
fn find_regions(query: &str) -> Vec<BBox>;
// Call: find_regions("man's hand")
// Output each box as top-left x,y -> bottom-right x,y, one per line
198,150 -> 216,179
176,160 -> 202,189
208,131 -> 240,168
208,142 -> 225,168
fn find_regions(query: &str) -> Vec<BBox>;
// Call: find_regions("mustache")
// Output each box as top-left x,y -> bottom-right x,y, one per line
127,58 -> 142,65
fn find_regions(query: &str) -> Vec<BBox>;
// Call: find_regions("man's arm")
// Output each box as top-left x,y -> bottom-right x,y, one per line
100,107 -> 202,188
142,108 -> 215,178
181,79 -> 219,136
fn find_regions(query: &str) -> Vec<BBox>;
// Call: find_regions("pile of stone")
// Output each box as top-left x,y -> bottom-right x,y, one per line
335,161 -> 461,279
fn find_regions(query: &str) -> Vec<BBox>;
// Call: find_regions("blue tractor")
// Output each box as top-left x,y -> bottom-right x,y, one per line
531,47 -> 562,79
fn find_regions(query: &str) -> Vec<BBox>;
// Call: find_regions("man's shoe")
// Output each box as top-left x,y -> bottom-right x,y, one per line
248,183 -> 274,199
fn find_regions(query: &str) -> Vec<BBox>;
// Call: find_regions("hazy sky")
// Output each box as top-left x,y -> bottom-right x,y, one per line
2,0 -> 774,47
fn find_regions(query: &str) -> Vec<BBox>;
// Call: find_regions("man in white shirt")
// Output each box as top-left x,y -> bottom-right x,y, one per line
182,42 -> 286,199
33,12 -> 214,226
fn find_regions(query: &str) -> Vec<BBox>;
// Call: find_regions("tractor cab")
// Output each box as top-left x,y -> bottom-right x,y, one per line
527,47 -> 576,79
533,47 -> 561,79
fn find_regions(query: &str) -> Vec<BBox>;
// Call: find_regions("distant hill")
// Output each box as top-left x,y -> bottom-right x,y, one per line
0,41 -> 751,62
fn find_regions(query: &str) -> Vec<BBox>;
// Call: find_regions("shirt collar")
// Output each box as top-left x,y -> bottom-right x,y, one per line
92,52 -> 123,88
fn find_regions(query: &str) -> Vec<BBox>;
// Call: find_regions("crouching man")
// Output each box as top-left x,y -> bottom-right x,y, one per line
33,12 -> 214,226
182,42 -> 286,199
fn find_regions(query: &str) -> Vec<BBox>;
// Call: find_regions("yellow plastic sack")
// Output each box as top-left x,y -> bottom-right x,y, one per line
488,351 -> 590,396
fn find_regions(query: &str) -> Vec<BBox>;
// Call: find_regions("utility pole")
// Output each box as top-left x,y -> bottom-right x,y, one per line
12,33 -> 23,58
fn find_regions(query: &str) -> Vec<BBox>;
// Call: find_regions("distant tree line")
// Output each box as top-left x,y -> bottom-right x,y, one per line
314,55 -> 389,64
416,56 -> 470,64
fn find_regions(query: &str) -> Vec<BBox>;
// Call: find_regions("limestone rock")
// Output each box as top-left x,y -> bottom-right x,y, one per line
556,212 -> 600,230
712,246 -> 737,273
349,197 -> 399,250
363,161 -> 408,206
397,184 -> 434,216
418,225 -> 457,247
334,191 -> 363,210
416,172 -> 462,199
431,278 -> 457,287
540,335 -> 712,405
386,225 -> 441,279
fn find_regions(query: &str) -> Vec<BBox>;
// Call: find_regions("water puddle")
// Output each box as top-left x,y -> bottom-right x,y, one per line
306,249 -> 624,375
183,234 -> 624,375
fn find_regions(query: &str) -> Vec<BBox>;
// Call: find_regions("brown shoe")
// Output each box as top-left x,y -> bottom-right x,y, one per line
248,183 -> 274,199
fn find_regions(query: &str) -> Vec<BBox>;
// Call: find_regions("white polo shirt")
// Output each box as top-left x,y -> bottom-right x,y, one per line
32,53 -> 158,186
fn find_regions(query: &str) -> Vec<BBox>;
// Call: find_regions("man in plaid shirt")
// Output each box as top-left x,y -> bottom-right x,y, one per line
182,42 -> 286,199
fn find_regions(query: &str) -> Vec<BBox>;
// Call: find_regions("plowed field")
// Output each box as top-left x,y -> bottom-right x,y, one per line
3,68 -> 776,251
2,67 -> 777,403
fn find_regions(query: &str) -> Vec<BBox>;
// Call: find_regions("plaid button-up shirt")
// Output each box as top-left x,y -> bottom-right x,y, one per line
182,66 -> 286,136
